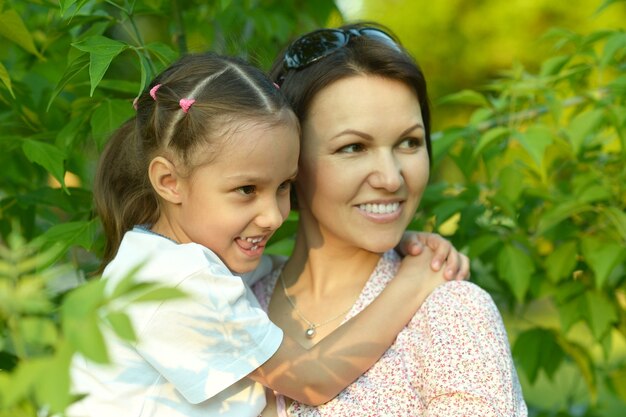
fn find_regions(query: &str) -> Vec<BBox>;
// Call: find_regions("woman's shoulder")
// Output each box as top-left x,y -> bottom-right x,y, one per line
431,280 -> 495,305
417,280 -> 504,328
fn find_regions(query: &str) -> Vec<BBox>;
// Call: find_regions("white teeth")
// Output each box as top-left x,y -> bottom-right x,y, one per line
245,237 -> 263,243
359,202 -> 400,214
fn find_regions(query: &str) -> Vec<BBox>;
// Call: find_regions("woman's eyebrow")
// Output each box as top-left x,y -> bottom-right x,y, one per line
330,122 -> 425,142
330,129 -> 374,141
399,123 -> 425,137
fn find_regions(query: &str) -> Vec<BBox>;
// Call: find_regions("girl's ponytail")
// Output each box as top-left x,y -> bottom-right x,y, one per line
93,119 -> 158,270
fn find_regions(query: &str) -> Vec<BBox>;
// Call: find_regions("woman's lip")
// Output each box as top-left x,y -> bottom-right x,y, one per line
355,201 -> 404,223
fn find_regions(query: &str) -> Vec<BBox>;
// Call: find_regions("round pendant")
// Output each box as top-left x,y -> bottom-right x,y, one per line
305,327 -> 316,339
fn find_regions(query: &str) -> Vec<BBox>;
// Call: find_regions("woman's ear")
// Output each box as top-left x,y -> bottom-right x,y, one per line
149,156 -> 182,204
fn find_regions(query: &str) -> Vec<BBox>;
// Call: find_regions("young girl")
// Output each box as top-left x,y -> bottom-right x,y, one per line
68,52 -> 457,417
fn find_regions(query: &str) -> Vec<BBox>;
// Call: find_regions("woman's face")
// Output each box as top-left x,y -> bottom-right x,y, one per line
296,75 -> 430,252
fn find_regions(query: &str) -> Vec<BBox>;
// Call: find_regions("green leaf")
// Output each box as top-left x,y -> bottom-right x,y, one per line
0,61 -> 14,98
517,125 -> 553,169
431,127 -> 469,164
62,279 -> 106,319
58,0 -> 77,13
607,367 -> 626,401
603,206 -> 626,242
554,334 -> 597,401
567,109 -> 605,155
576,183 -> 612,204
585,291 -> 618,341
468,234 -> 500,258
436,89 -> 489,107
21,139 -> 67,189
497,243 -> 534,302
90,98 -> 135,149
72,36 -> 129,96
47,53 -> 90,111
545,241 -> 578,283
145,42 -> 178,67
62,280 -> 110,363
38,219 -> 98,251
496,164 -> 524,204
432,199 -> 468,228
540,54 -> 571,77
512,328 -> 564,383
129,286 -> 187,303
34,342 -> 73,413
473,126 -> 509,158
18,317 -> 58,347
58,0 -> 86,16
105,311 -> 137,343
581,236 -> 625,288
556,288 -> 587,332
0,9 -> 44,59
600,31 -> 626,68
1,360 -> 45,407
536,200 -> 593,235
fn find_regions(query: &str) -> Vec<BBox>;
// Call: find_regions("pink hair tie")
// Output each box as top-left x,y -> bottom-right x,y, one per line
179,98 -> 196,113
149,84 -> 162,100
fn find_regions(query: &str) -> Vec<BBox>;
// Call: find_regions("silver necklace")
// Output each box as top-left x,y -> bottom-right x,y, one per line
278,271 -> 352,339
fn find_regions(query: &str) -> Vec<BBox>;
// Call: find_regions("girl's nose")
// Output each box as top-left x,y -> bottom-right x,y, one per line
255,197 -> 285,230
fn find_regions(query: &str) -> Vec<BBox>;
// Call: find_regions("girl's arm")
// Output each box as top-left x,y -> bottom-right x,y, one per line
397,231 -> 471,280
248,247 -> 445,405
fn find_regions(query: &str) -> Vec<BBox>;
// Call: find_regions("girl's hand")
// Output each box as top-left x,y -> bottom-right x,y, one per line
396,232 -> 470,281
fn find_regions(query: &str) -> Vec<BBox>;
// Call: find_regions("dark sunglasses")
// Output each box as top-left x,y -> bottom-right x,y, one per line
278,27 -> 400,81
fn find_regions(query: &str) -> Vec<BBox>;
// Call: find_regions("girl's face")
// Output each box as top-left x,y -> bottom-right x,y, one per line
296,75 -> 430,253
175,117 -> 299,274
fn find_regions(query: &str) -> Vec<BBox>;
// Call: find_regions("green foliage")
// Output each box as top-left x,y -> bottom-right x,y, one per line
0,0 -> 624,415
412,15 -> 626,415
0,227 -> 185,415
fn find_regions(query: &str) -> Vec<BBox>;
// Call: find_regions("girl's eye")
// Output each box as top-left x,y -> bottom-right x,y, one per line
398,137 -> 422,150
236,185 -> 256,195
338,143 -> 365,153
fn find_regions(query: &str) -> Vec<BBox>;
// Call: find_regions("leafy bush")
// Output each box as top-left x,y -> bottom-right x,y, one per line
418,21 -> 626,416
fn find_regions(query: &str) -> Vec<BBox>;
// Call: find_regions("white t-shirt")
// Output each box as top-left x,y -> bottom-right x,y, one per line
67,228 -> 283,417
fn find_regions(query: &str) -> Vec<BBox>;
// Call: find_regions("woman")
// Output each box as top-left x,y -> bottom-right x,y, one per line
253,23 -> 527,416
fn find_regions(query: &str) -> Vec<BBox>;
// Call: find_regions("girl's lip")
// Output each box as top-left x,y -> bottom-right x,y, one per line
234,235 -> 269,257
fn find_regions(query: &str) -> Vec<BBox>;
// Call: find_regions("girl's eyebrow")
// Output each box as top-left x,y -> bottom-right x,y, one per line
330,122 -> 425,142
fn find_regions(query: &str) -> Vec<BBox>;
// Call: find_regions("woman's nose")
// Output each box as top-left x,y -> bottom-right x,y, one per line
368,151 -> 403,192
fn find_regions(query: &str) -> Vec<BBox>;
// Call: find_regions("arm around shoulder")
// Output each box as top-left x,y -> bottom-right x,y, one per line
249,251 -> 446,405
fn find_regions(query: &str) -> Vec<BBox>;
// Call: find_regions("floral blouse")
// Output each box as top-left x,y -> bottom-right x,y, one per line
252,251 -> 528,417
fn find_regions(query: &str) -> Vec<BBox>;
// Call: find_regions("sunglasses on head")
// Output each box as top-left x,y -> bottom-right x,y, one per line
277,27 -> 400,83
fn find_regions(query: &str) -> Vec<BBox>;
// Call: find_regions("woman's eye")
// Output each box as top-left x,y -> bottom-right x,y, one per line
236,185 -> 256,195
278,180 -> 292,193
338,143 -> 365,153
398,137 -> 422,150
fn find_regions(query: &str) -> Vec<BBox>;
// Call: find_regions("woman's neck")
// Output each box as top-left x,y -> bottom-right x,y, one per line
283,223 -> 383,300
